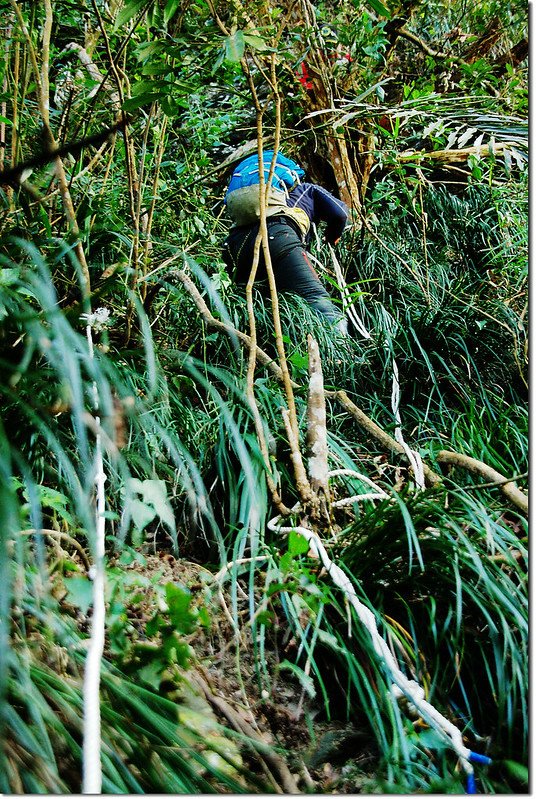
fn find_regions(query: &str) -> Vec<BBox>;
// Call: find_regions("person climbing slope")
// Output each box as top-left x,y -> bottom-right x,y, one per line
222,150 -> 349,334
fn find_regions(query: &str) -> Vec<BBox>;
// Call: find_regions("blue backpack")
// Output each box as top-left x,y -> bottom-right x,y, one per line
225,150 -> 305,225
226,150 -> 305,195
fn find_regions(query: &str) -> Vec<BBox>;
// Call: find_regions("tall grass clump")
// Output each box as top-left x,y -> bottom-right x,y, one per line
0,241 -> 274,792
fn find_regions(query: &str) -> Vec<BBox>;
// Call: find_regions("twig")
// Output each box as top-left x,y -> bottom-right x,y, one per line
0,122 -> 126,185
10,0 -> 91,296
174,268 -> 288,382
244,57 -> 312,503
396,26 -> 456,60
0,22 -> 12,174
20,529 -> 91,571
213,555 -> 270,583
141,112 -> 169,279
90,0 -> 140,336
488,549 -> 525,564
449,471 -> 528,491
353,201 -> 429,298
398,141 -> 515,164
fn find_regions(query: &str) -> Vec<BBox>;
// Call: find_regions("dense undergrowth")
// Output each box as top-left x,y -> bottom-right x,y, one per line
0,0 -> 528,794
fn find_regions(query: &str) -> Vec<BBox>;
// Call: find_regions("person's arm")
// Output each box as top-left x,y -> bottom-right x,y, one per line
310,184 -> 348,244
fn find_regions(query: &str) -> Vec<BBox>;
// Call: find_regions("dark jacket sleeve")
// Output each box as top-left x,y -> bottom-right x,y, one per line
311,184 -> 348,244
288,183 -> 348,244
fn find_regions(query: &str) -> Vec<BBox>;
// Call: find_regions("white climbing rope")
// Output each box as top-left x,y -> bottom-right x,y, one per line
327,468 -> 390,507
327,243 -> 371,340
267,467 -> 475,779
308,230 -> 371,340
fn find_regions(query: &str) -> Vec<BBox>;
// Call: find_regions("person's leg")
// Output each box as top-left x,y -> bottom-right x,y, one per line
222,224 -> 263,282
224,217 -> 347,332
266,218 -> 345,326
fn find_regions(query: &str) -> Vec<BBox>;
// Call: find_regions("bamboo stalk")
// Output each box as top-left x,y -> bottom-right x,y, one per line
0,23 -> 12,173
141,112 -> 169,280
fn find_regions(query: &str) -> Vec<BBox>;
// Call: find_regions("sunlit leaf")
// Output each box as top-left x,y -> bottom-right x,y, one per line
225,31 -> 245,63
114,0 -> 146,30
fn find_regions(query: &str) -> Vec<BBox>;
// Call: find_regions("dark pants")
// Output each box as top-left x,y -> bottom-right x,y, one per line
222,215 -> 343,325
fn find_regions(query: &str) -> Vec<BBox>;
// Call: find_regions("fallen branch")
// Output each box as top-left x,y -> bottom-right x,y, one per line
175,269 -> 288,383
331,390 -> 442,487
436,450 -> 528,515
176,269 -> 444,487
398,141 -> 516,165
0,121 -> 126,187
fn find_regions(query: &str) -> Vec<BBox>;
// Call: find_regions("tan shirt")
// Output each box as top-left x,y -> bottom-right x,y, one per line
226,184 -> 311,238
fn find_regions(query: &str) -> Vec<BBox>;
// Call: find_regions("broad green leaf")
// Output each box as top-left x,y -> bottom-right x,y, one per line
363,0 -> 391,17
130,498 -> 156,532
165,583 -> 197,634
198,606 -> 211,628
415,728 -> 451,752
256,610 -> 275,626
266,581 -> 288,597
114,0 -> 146,30
502,760 -> 528,785
279,551 -> 292,573
118,547 -> 147,566
289,352 -> 308,370
131,79 -> 163,96
28,485 -> 73,524
288,529 -> 310,556
168,639 -> 193,667
138,661 -> 165,690
128,479 -> 175,532
122,93 -> 162,111
225,31 -> 245,63
142,64 -> 173,76
140,480 -> 176,531
164,0 -> 181,23
145,612 -> 166,637
64,576 -> 93,614
243,34 -> 270,52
